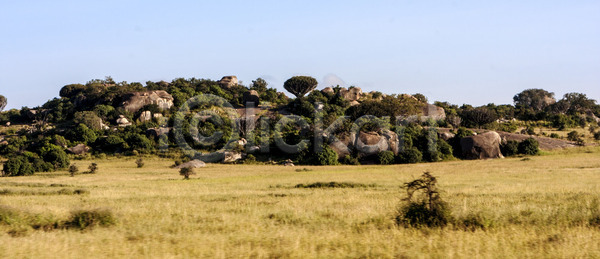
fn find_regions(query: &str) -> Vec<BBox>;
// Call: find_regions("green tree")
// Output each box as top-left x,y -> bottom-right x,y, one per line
283,76 -> 318,98
3,156 -> 34,176
315,145 -> 339,165
0,94 -> 7,111
513,89 -> 555,112
74,111 -> 104,130
518,138 -> 539,155
378,151 -> 395,165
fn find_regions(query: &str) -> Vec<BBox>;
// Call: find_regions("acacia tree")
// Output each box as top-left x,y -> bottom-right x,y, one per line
283,76 -> 318,98
0,95 -> 6,111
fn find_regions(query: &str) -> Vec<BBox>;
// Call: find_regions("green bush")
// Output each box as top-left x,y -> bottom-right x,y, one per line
567,131 -> 581,141
2,156 -> 35,176
595,132 -> 600,141
69,164 -> 79,177
378,151 -> 395,165
65,209 -> 115,230
550,133 -> 560,139
179,167 -> 195,179
396,172 -> 452,228
518,138 -> 539,155
315,145 -> 338,165
42,146 -> 70,169
501,140 -> 519,157
341,155 -> 360,165
397,147 -> 422,164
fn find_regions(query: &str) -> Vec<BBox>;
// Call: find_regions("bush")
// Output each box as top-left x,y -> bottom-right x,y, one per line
315,145 -> 338,165
341,155 -> 360,165
86,163 -> 98,174
65,209 -> 116,230
395,172 -> 452,228
42,146 -> 70,169
518,138 -> 539,155
550,133 -> 560,139
378,151 -> 395,165
567,131 -> 581,141
69,164 -> 78,177
179,167 -> 195,179
501,140 -> 519,157
2,156 -> 35,176
135,158 -> 144,168
595,132 -> 600,141
397,147 -> 422,164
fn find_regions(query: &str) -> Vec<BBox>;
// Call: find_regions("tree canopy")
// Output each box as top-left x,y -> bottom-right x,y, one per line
283,76 -> 318,98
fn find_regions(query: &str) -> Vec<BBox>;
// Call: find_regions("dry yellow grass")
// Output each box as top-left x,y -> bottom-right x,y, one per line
1,148 -> 600,258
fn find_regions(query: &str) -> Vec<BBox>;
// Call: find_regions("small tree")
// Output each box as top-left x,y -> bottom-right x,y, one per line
179,167 -> 195,180
135,158 -> 144,168
86,163 -> 98,174
69,164 -> 79,177
0,94 -> 6,111
283,76 -> 318,98
396,172 -> 451,228
315,145 -> 338,165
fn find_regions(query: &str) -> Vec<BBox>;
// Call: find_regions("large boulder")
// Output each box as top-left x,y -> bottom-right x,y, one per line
338,87 -> 363,102
139,110 -> 152,123
243,90 -> 260,106
116,115 -> 132,127
321,87 -> 334,94
121,90 -> 174,113
67,144 -> 90,155
355,131 -> 389,156
460,131 -> 504,159
422,104 -> 446,121
175,159 -> 206,169
218,76 -> 238,88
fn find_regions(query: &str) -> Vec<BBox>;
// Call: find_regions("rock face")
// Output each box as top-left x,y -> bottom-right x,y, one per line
243,90 -> 260,106
175,159 -> 206,169
121,90 -> 174,113
422,104 -> 446,120
460,131 -> 504,159
223,152 -> 242,163
67,144 -> 90,155
139,111 -> 152,122
218,76 -> 238,88
338,87 -> 363,102
321,87 -> 334,94
438,132 -> 456,141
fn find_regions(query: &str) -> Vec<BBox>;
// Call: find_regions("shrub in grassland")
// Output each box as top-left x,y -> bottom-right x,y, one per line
315,145 -> 339,165
518,138 -> 539,155
501,140 -> 519,157
2,156 -> 34,176
395,172 -> 452,228
65,209 -> 116,230
397,147 -> 422,164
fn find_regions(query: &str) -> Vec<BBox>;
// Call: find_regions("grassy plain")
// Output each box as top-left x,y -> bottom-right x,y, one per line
1,148 -> 600,258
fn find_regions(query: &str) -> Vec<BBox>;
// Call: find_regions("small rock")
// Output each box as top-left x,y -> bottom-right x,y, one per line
175,159 -> 206,169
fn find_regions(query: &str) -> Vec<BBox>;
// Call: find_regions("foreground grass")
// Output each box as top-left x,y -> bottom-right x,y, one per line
1,148 -> 600,258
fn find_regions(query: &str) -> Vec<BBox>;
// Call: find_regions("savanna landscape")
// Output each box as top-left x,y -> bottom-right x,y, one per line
2,1 -> 600,258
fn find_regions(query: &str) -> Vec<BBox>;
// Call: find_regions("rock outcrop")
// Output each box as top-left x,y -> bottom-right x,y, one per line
139,111 -> 152,123
218,76 -> 238,88
338,87 -> 363,102
321,87 -> 334,94
328,129 -> 400,158
422,104 -> 446,120
175,159 -> 206,169
460,131 -> 504,159
67,144 -> 90,155
116,115 -> 132,127
243,90 -> 260,106
121,90 -> 174,113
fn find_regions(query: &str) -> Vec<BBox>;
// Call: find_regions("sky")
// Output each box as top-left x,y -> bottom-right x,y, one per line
1,0 -> 599,110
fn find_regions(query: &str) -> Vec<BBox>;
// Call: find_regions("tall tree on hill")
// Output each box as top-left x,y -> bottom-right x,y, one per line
283,76 -> 318,98
513,89 -> 555,112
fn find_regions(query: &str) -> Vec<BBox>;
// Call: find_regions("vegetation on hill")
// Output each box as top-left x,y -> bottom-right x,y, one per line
1,77 -> 599,176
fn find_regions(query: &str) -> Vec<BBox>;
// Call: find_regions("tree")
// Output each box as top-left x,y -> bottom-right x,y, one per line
250,78 -> 268,93
315,145 -> 339,165
87,163 -> 98,174
283,76 -> 318,98
513,89 -> 555,112
179,167 -> 195,179
3,156 -> 34,176
135,158 -> 144,168
459,107 -> 498,128
69,164 -> 79,177
0,95 -> 7,111
74,111 -> 104,130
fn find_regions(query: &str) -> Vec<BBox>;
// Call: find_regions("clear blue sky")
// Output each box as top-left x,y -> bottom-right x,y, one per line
1,0 -> 599,110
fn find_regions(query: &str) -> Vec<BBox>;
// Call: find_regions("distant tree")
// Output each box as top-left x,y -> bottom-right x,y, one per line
179,167 -> 195,180
459,107 -> 498,128
250,78 -> 268,94
135,158 -> 144,168
0,95 -> 7,111
561,92 -> 596,114
87,163 -> 98,174
69,164 -> 79,177
283,76 -> 318,98
513,89 -> 555,112
74,111 -> 104,130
